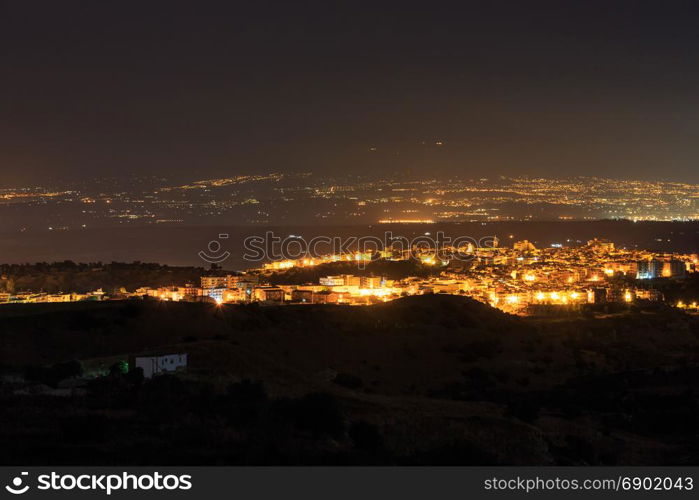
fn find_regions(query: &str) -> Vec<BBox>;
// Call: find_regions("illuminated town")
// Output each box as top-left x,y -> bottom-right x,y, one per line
2,174 -> 698,231
3,238 -> 696,315
5,1 -> 699,471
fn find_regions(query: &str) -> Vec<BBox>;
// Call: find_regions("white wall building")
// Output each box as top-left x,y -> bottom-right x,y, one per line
134,353 -> 188,379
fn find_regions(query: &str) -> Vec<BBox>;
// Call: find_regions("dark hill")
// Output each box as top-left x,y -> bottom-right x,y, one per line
370,293 -> 521,329
265,259 -> 441,285
1,296 -> 699,465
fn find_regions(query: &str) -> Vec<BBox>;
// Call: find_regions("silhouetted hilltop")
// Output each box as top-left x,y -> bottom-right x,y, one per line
371,293 -> 521,328
265,259 -> 441,285
0,261 -> 211,294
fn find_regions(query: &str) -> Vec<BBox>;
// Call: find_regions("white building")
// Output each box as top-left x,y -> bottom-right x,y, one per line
134,353 -> 188,379
201,276 -> 228,289
203,287 -> 226,302
320,275 -> 346,286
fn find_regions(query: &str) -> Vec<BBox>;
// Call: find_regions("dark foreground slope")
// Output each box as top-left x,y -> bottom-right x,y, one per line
1,295 -> 699,465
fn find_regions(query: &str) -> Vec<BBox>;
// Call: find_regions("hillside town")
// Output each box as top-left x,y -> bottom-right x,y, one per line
1,238 -> 697,316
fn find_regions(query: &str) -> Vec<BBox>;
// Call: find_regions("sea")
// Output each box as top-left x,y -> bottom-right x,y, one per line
0,221 -> 697,271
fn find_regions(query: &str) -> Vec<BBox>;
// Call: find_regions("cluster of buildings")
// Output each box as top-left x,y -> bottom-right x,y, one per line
131,273 -> 397,307
128,238 -> 698,315
0,289 -> 105,305
5,175 -> 699,232
1,238 -> 696,315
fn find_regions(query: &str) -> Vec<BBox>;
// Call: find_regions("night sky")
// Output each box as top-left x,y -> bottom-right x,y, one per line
2,0 -> 699,186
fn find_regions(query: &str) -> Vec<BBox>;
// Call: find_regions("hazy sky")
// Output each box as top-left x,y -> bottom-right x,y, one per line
2,0 -> 699,186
